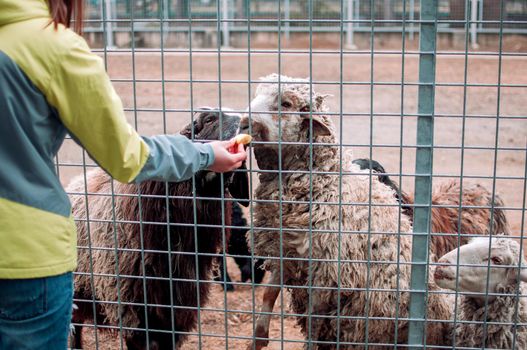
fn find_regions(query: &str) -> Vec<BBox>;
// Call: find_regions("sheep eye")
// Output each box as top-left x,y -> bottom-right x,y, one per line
281,101 -> 292,109
205,117 -> 215,125
491,256 -> 503,265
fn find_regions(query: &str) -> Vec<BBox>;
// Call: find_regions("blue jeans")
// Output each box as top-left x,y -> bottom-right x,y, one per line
0,272 -> 73,350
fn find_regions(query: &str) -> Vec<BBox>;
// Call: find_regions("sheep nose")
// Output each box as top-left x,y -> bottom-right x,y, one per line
238,117 -> 250,133
438,256 -> 451,265
434,264 -> 457,281
434,257 -> 456,282
433,267 -> 444,280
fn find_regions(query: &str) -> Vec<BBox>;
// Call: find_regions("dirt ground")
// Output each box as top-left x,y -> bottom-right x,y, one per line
63,50 -> 526,349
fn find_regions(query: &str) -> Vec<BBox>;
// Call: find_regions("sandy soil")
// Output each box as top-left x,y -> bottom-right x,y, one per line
65,51 -> 526,349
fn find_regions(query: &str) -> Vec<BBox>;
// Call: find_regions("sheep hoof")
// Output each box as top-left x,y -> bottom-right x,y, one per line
222,282 -> 235,292
248,325 -> 270,350
247,339 -> 268,350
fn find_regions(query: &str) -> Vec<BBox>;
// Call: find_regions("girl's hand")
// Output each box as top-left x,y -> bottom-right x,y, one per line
208,139 -> 247,172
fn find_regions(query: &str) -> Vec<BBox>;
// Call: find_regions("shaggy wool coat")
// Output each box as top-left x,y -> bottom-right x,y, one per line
250,121 -> 452,348
70,170 -> 231,348
452,284 -> 527,349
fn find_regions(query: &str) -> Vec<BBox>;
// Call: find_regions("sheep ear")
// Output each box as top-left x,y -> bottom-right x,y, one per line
228,162 -> 250,207
301,115 -> 332,137
180,123 -> 193,139
181,109 -> 212,138
261,73 -> 279,81
315,94 -> 332,110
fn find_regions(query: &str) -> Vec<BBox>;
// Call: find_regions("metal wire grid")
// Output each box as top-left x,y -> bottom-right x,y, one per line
83,0 -> 527,29
61,0 -> 527,349
80,0 -> 527,52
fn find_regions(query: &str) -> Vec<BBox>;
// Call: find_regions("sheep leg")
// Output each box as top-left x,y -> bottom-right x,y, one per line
216,254 -> 235,291
70,299 -> 93,349
249,259 -> 266,284
248,270 -> 281,350
70,325 -> 82,349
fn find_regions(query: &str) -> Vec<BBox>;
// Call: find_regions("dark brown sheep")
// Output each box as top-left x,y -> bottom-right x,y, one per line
68,109 -> 248,349
216,202 -> 266,291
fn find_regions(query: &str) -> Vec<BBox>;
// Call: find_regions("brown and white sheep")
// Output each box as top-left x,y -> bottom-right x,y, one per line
435,237 -> 527,349
352,158 -> 510,260
69,109 -> 248,349
240,74 -> 452,349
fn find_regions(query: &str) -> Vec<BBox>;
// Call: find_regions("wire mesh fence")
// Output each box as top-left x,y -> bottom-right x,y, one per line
63,0 -> 526,349
82,0 -> 527,49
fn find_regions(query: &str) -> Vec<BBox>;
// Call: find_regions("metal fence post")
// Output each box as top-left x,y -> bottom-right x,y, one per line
222,0 -> 230,47
162,0 -> 169,46
477,0 -> 484,31
285,0 -> 290,41
345,0 -> 356,49
470,0 -> 479,49
407,0 -> 437,347
104,0 -> 114,49
409,0 -> 415,41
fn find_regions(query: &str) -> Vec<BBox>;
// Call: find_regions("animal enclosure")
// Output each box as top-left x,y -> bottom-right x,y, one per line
63,0 -> 526,349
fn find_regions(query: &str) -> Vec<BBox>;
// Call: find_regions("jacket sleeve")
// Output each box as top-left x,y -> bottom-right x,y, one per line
45,32 -> 214,183
134,135 -> 214,183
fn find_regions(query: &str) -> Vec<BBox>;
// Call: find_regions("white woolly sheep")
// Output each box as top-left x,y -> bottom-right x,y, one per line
435,236 -> 527,349
239,74 -> 452,349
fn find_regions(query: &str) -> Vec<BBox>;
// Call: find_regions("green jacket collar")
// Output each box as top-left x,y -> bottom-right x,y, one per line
0,0 -> 50,26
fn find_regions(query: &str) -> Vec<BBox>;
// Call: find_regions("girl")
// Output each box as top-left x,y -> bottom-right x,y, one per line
0,1 -> 246,348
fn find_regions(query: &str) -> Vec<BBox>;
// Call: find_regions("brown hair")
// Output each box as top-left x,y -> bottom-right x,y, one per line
47,0 -> 84,34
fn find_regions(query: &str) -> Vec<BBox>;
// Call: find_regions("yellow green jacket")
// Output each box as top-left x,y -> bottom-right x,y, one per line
0,0 -> 215,279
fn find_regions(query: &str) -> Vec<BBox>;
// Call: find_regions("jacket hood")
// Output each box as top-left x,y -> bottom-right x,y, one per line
0,0 -> 50,26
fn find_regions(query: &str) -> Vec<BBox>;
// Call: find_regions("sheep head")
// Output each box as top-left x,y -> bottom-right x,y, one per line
181,108 -> 249,206
434,237 -> 527,298
239,74 -> 334,171
180,107 -> 241,142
